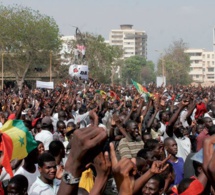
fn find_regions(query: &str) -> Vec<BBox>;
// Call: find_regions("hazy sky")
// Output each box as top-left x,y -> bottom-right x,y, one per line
1,0 -> 215,64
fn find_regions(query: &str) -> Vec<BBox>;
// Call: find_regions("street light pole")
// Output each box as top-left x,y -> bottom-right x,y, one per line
50,51 -> 52,82
161,54 -> 165,83
1,53 -> 4,90
155,50 -> 165,84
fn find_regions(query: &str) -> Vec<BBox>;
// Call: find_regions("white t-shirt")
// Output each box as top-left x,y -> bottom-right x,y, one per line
204,112 -> 215,124
174,134 -> 191,161
15,164 -> 40,192
35,130 -> 53,150
29,177 -> 61,195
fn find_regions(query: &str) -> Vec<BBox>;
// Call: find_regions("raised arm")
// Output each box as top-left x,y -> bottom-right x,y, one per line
57,114 -> 107,195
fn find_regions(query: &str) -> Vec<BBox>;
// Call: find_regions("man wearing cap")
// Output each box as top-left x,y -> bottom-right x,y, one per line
35,116 -> 54,151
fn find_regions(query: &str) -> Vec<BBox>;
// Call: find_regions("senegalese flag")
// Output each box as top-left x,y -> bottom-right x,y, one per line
131,79 -> 146,94
109,90 -> 120,101
96,90 -> 106,96
0,120 -> 37,177
131,79 -> 154,102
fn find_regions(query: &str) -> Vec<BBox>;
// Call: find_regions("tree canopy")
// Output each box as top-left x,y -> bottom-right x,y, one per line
121,55 -> 155,85
0,4 -> 61,89
67,32 -> 123,84
157,39 -> 192,85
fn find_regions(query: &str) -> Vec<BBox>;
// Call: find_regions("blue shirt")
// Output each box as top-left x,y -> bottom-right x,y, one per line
168,157 -> 184,185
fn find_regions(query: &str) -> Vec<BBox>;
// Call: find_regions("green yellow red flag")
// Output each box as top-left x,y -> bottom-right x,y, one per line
0,120 -> 37,177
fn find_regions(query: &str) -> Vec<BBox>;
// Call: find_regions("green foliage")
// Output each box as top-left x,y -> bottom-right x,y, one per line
157,39 -> 192,85
68,33 -> 123,84
0,4 -> 61,88
121,55 -> 155,85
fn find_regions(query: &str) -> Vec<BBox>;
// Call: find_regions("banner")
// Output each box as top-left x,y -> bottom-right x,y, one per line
156,76 -> 166,87
69,64 -> 89,80
36,81 -> 54,89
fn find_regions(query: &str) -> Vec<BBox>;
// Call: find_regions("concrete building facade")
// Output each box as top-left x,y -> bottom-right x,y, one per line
109,24 -> 147,59
185,49 -> 215,84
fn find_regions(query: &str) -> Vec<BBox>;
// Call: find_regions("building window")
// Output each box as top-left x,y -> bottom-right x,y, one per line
212,61 -> 215,65
202,54 -> 205,58
208,68 -> 214,72
196,75 -> 199,78
212,54 -> 214,58
208,61 -> 210,66
208,54 -> 210,58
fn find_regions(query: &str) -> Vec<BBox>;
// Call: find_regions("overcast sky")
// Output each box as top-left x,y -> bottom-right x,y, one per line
1,0 -> 215,64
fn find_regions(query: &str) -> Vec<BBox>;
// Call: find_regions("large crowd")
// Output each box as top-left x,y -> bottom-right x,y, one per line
0,77 -> 215,195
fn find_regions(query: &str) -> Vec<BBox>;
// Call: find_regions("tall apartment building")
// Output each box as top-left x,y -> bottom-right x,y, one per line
184,49 -> 215,83
109,24 -> 147,59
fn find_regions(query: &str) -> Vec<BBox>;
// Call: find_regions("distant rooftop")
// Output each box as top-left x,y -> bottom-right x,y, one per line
120,24 -> 133,30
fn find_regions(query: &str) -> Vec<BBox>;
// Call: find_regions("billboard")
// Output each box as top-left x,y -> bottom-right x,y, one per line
69,64 -> 89,80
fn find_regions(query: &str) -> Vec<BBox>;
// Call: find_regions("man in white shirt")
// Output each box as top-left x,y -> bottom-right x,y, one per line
29,152 -> 60,195
35,116 -> 53,151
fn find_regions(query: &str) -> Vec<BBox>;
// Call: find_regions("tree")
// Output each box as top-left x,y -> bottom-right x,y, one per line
157,39 -> 192,85
66,32 -> 123,84
121,55 -> 155,85
0,5 -> 61,89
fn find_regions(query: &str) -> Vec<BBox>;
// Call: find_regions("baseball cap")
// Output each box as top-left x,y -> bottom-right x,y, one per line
41,116 -> 52,127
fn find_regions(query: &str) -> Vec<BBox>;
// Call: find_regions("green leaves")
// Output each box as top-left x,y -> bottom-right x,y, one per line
157,39 -> 191,85
121,56 -> 155,85
0,4 -> 61,88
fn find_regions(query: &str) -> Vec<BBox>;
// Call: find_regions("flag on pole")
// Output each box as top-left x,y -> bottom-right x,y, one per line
131,79 -> 154,102
0,120 -> 37,177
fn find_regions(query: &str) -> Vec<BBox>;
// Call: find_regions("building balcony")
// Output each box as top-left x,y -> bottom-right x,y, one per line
190,56 -> 202,61
189,70 -> 203,75
190,63 -> 203,68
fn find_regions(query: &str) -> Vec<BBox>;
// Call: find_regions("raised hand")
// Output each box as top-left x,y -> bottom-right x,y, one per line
110,142 -> 136,195
93,152 -> 111,178
150,154 -> 171,174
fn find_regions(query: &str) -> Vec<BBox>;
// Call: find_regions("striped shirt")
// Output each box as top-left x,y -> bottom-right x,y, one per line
118,138 -> 144,159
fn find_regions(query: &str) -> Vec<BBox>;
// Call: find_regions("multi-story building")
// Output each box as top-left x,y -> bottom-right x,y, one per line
185,49 -> 215,84
109,24 -> 147,59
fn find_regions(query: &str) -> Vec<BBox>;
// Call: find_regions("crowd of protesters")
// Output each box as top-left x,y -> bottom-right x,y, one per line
0,77 -> 215,195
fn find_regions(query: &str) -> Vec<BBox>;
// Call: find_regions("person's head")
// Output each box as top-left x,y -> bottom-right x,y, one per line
152,118 -> 161,131
136,157 -> 149,175
208,124 -> 215,136
58,110 -> 67,121
137,148 -> 157,166
172,119 -> 184,138
38,152 -> 57,183
164,137 -> 177,156
196,124 -> 204,134
142,175 -> 165,195
79,104 -> 87,114
193,160 -> 203,176
144,139 -> 163,159
37,141 -> 45,155
25,147 -> 39,164
210,102 -> 215,117
49,140 -> 65,165
203,117 -> 213,129
125,120 -> 141,140
41,116 -> 53,132
142,132 -> 152,143
7,174 -> 28,195
57,120 -> 66,134
159,111 -> 169,123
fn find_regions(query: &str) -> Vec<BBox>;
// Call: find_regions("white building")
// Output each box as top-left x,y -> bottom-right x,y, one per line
109,24 -> 147,59
185,49 -> 215,83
